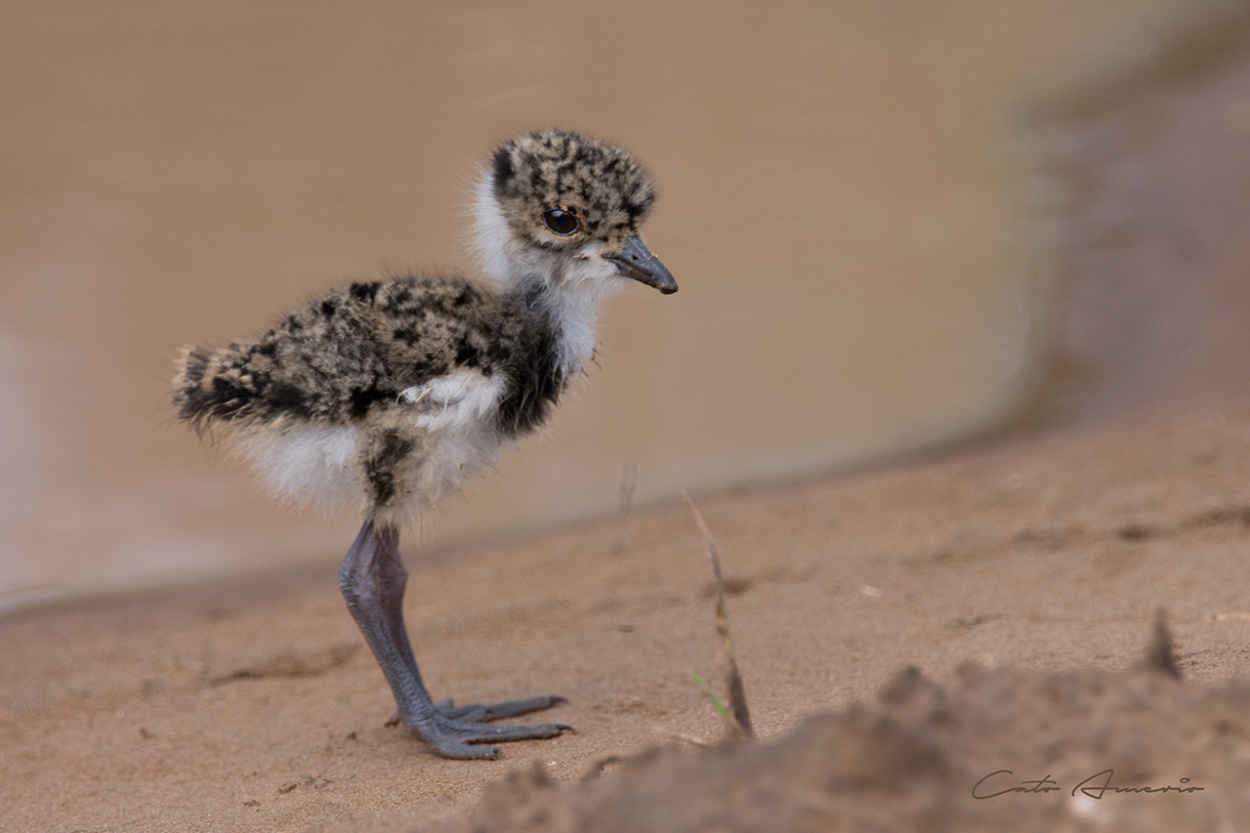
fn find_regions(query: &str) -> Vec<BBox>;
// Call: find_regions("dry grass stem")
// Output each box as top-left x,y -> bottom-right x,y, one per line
684,491 -> 755,741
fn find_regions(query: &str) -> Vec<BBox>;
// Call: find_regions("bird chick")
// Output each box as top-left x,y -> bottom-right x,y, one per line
172,129 -> 677,759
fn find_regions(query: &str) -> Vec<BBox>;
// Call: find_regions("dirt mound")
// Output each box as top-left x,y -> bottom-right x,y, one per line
440,628 -> 1250,833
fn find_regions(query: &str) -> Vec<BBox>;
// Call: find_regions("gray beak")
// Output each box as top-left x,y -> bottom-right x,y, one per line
605,236 -> 678,295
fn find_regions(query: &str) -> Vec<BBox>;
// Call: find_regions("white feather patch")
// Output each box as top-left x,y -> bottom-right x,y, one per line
403,369 -> 505,432
471,173 -> 518,287
227,370 -> 509,523
542,279 -> 609,378
234,423 -> 362,510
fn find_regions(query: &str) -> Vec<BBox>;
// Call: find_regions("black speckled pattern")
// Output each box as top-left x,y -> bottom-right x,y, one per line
174,275 -> 563,438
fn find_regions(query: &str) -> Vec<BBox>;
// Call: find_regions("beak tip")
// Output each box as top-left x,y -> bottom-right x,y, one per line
608,236 -> 678,296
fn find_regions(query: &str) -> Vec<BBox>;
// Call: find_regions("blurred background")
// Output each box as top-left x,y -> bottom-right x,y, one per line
2,0 -> 1249,606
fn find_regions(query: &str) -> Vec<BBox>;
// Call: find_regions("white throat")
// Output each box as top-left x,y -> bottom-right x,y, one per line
536,281 -> 609,378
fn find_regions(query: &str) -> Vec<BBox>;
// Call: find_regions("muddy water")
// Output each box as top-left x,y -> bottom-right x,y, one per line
0,1 -> 1235,604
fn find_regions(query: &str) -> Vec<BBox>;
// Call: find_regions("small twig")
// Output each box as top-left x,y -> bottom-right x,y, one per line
610,461 -> 637,556
684,491 -> 755,740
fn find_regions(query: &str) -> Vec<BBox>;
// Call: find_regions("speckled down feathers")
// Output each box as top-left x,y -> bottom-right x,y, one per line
173,128 -> 667,527
174,276 -> 561,436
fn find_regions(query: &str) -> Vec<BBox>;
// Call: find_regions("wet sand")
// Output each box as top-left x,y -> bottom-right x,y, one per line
5,387 -> 1250,832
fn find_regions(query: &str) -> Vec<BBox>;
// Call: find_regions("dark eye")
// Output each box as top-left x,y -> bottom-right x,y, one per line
541,208 -> 579,236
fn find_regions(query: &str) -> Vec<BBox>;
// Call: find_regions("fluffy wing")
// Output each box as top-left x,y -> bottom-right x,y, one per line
172,276 -> 506,432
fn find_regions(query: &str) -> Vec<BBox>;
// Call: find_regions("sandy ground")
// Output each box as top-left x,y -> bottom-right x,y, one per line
5,389 -> 1250,832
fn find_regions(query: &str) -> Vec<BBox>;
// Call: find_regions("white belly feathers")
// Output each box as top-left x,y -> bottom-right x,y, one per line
234,369 -> 508,524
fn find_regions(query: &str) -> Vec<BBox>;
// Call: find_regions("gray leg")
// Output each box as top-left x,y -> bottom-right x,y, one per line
338,519 -> 570,759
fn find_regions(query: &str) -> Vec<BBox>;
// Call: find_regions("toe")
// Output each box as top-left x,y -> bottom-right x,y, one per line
428,736 -> 501,760
438,695 -> 567,722
452,721 -> 571,743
